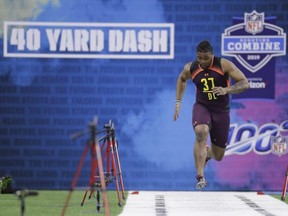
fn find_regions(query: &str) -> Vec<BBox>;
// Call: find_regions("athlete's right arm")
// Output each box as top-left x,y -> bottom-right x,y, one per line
173,62 -> 192,121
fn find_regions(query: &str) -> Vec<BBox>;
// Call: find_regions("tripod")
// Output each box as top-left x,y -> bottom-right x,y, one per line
81,120 -> 125,207
61,116 -> 110,216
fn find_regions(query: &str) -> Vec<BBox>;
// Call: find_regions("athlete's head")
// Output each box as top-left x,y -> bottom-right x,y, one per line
196,40 -> 214,70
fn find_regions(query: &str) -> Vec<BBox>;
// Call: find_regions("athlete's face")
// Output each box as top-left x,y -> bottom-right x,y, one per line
197,51 -> 213,70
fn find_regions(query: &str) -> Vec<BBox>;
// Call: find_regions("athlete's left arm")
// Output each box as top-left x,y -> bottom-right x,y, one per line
212,58 -> 249,95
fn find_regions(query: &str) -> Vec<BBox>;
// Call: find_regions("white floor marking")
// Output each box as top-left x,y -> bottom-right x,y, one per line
119,191 -> 288,216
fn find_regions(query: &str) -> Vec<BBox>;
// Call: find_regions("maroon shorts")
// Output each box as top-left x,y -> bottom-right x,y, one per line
192,102 -> 230,148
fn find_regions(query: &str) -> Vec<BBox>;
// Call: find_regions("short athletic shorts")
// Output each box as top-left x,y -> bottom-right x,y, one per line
192,102 -> 230,148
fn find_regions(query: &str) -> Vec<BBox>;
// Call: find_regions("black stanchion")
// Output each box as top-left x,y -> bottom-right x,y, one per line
15,189 -> 38,216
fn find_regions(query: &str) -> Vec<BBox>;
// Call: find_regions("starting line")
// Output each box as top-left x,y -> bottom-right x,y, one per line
119,191 -> 288,216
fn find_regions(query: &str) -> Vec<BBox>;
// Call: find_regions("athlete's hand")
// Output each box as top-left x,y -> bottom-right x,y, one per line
211,86 -> 228,96
173,102 -> 181,121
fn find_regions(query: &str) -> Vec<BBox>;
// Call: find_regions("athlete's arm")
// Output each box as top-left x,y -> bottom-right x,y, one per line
173,62 -> 192,121
175,63 -> 191,101
212,58 -> 249,96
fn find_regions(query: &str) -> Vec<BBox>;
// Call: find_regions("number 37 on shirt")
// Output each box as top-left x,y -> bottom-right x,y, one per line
201,77 -> 217,100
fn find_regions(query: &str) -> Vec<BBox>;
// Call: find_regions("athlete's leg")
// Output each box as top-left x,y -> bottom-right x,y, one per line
192,103 -> 211,180
194,124 -> 209,177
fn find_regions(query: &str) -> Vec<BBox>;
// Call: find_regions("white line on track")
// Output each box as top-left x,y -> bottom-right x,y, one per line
119,191 -> 288,216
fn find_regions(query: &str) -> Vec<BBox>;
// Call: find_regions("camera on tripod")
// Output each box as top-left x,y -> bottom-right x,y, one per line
104,120 -> 115,135
104,123 -> 111,130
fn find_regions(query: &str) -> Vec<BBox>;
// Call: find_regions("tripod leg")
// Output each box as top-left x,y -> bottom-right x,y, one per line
82,172 -> 97,205
88,142 -> 100,199
81,191 -> 88,206
95,140 -> 110,216
96,190 -> 101,212
281,165 -> 288,201
82,173 -> 96,205
21,198 -> 25,216
106,139 -> 112,179
100,139 -> 107,175
99,138 -> 110,182
114,139 -> 125,199
110,139 -> 122,206
62,143 -> 90,216
88,189 -> 94,199
81,142 -> 99,205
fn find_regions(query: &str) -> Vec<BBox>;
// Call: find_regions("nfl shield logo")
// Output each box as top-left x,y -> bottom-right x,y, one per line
271,136 -> 288,156
245,10 -> 264,35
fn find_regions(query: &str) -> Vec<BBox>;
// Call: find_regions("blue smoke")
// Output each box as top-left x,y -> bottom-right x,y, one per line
121,87 -> 196,171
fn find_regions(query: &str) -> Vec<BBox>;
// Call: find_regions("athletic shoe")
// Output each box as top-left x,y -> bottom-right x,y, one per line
196,175 -> 207,190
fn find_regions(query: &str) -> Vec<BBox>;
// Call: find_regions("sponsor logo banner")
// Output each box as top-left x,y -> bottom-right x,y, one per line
226,120 -> 288,157
3,22 -> 174,59
221,11 -> 286,99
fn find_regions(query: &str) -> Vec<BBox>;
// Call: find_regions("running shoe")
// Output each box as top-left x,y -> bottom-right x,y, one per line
196,175 -> 207,190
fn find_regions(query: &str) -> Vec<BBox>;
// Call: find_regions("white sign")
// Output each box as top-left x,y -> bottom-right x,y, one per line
4,22 -> 175,59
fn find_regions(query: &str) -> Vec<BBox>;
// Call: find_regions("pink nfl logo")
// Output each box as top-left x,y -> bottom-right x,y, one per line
245,10 -> 264,35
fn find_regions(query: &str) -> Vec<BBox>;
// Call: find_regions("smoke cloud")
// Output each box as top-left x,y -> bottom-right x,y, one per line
121,87 -> 196,171
0,0 -> 60,37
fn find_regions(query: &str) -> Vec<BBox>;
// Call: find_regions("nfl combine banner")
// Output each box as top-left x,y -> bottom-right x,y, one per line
222,11 -> 286,99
